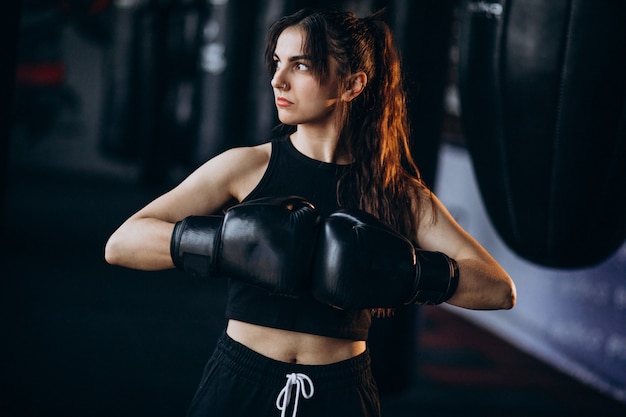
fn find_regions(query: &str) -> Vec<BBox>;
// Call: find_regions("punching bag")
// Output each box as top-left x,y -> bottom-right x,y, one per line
458,0 -> 626,268
99,0 -> 141,162
390,0 -> 456,188
100,0 -> 205,181
1,1 -> 20,217
191,0 -> 260,165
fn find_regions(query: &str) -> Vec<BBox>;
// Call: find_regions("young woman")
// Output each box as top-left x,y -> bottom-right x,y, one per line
105,8 -> 516,417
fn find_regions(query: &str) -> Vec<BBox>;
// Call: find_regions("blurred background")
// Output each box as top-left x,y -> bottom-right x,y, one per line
1,0 -> 625,416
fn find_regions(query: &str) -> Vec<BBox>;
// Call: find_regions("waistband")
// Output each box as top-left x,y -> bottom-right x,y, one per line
214,332 -> 373,389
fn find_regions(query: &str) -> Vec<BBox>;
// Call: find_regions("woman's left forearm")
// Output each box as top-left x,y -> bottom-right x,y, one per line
446,258 -> 516,310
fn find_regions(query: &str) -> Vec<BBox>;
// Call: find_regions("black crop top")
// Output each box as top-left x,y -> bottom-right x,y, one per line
225,136 -> 372,340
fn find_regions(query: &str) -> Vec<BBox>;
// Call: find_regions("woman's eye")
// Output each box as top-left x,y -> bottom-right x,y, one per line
295,62 -> 309,71
273,60 -> 281,70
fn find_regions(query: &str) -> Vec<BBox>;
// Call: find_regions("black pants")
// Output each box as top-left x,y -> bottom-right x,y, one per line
186,332 -> 381,417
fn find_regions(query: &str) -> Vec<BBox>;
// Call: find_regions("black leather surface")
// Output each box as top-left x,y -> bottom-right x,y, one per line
458,0 -> 626,267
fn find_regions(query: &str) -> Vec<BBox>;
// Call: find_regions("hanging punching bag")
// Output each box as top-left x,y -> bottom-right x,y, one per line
458,0 -> 626,268
390,0 -> 456,189
99,0 -> 141,162
1,1 -> 20,216
191,0 -> 259,166
103,0 -> 205,181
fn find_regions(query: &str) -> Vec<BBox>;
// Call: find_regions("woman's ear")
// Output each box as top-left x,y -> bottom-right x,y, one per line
341,72 -> 367,102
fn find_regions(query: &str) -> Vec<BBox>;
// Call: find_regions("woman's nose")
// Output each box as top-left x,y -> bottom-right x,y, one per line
271,72 -> 287,90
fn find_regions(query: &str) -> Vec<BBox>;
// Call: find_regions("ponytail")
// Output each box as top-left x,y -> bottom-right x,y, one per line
339,10 -> 431,237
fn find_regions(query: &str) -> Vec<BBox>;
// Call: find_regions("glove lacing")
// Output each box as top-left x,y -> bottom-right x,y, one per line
276,373 -> 314,417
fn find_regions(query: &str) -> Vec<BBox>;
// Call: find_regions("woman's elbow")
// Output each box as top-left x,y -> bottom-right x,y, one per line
104,233 -> 125,266
498,278 -> 517,310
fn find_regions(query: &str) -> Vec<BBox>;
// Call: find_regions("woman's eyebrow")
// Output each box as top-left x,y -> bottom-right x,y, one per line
288,55 -> 312,62
273,53 -> 312,62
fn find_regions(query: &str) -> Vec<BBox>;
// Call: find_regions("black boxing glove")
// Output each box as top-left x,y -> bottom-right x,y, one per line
171,196 -> 320,296
312,209 -> 459,309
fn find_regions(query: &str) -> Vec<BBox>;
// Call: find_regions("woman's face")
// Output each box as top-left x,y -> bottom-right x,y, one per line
271,26 -> 340,128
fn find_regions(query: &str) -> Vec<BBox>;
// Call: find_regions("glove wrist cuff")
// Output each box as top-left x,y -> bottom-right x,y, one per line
170,215 -> 224,277
409,251 -> 460,305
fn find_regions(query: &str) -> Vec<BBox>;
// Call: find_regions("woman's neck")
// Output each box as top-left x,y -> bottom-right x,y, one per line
290,126 -> 351,164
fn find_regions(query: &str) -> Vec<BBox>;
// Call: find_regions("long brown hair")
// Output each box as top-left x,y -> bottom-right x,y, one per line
266,8 -> 432,239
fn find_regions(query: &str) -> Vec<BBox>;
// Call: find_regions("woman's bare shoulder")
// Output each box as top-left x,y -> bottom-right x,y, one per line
164,142 -> 272,212
210,141 -> 268,163
194,142 -> 271,178
215,142 -> 272,200
227,142 -> 272,165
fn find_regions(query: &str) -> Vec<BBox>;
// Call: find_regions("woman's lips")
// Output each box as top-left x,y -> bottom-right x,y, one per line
276,97 -> 293,107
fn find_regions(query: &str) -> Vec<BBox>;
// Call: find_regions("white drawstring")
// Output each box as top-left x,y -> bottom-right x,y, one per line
276,373 -> 315,417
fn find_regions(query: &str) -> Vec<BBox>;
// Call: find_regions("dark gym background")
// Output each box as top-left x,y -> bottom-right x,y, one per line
1,1 -> 625,416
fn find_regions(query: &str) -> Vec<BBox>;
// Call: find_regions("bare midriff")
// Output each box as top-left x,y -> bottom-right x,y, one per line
226,319 -> 366,365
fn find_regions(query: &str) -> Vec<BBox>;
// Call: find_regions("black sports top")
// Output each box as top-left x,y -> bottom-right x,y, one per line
224,136 -> 372,340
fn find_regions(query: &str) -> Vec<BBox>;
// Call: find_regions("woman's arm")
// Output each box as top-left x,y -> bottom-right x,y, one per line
104,145 -> 271,271
415,193 -> 517,310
